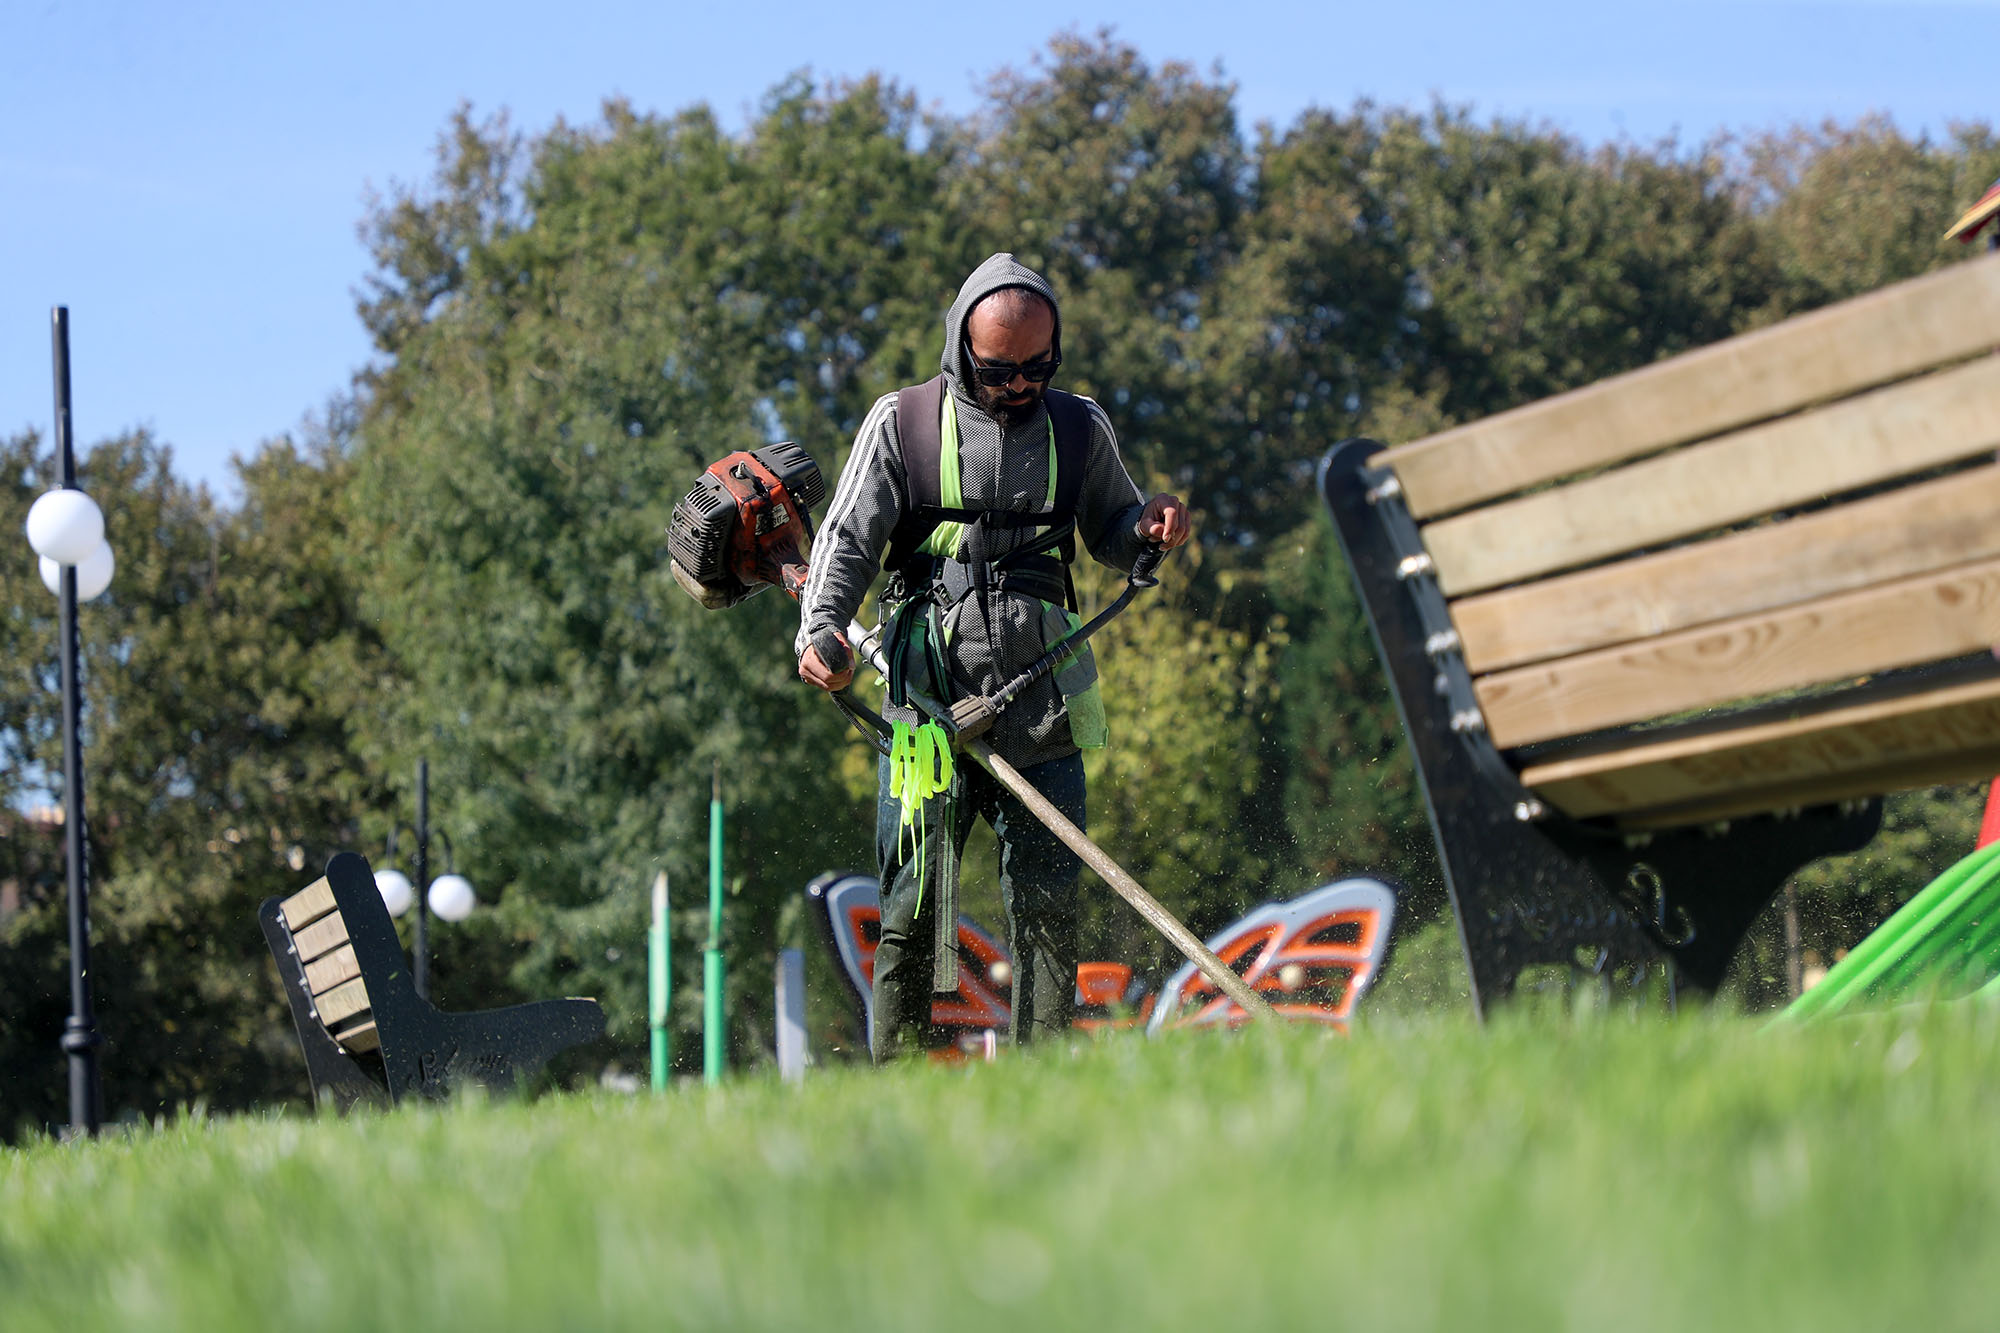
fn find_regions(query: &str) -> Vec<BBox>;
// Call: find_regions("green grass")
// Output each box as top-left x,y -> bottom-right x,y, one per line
4,1005 -> 1998,1332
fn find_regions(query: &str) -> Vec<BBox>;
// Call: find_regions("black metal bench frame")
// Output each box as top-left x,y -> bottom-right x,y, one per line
260,851 -> 605,1109
1320,441 -> 1887,1014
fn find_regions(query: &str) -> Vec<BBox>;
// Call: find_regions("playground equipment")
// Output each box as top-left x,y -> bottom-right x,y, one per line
1780,841 -> 2000,1021
807,873 -> 1398,1053
649,871 -> 670,1090
705,767 -> 726,1085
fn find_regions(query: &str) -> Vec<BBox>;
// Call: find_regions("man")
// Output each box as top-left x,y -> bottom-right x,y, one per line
797,253 -> 1189,1061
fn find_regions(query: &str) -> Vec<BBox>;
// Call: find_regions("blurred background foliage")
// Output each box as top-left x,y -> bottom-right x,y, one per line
6,33 -> 1999,1134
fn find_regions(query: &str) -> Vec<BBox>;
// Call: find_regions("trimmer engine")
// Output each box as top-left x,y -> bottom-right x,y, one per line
668,442 -> 824,609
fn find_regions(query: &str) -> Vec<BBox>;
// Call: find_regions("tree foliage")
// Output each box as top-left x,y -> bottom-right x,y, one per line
1739,117 -> 2000,306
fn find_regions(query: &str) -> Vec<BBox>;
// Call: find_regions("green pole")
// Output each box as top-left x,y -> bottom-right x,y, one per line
704,764 -> 726,1085
649,870 -> 671,1091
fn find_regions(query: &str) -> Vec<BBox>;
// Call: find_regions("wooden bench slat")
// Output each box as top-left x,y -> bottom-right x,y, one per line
1427,355 -> 2000,596
315,975 -> 372,1027
1519,676 -> 2000,820
279,877 -> 337,931
331,1018 -> 380,1054
1611,749 -> 2000,829
1475,556 -> 2000,748
290,911 -> 351,964
1378,250 -> 2000,518
303,943 -> 361,996
1454,465 -> 2000,672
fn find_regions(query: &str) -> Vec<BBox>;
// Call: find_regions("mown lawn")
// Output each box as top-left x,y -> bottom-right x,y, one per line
3,1004 -> 1996,1332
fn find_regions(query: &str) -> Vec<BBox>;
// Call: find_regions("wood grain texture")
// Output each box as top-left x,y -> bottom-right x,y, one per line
314,976 -> 372,1027
303,944 -> 361,996
331,1018 -> 380,1055
290,911 -> 351,965
1519,677 -> 2000,820
1453,466 -> 2000,672
1378,250 -> 2000,517
1588,749 -> 2000,829
1476,557 -> 2000,748
279,877 -> 335,931
1426,355 -> 2000,595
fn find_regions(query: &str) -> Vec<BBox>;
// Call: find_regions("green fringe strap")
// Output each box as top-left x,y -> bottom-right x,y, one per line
888,718 -> 960,991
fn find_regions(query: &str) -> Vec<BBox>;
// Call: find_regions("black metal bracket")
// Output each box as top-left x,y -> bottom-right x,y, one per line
1320,439 -> 1883,1015
261,852 -> 607,1105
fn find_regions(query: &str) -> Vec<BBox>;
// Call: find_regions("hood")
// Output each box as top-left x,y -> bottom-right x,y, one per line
940,253 -> 1063,402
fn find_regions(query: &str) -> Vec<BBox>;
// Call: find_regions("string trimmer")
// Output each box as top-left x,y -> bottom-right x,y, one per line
668,442 -> 1274,1022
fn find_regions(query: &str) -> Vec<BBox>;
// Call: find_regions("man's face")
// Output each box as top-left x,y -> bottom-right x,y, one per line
965,301 -> 1056,428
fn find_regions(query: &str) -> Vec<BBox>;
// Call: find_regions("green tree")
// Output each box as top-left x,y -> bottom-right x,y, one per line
1195,108 -> 1421,544
735,75 -> 967,465
1366,107 -> 1781,425
1740,117 -> 2000,308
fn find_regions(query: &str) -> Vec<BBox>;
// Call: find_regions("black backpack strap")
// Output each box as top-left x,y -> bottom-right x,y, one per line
884,376 -> 947,577
883,380 -> 1093,603
1042,389 -> 1091,536
1041,389 -> 1093,611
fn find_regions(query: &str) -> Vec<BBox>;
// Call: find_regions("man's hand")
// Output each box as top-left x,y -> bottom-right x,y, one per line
799,629 -> 855,692
1138,493 -> 1192,549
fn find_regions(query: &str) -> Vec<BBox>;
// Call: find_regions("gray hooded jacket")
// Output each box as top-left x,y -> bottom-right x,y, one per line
796,254 -> 1151,769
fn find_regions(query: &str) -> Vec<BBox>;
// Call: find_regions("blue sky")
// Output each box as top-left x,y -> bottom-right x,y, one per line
5,0 -> 1999,500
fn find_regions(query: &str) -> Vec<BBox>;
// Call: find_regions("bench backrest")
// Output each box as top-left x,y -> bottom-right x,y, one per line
1374,250 -> 2000,824
275,875 -> 382,1055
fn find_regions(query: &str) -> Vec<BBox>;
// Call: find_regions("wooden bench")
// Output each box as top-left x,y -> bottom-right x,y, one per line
1321,251 -> 2000,1013
259,851 -> 605,1108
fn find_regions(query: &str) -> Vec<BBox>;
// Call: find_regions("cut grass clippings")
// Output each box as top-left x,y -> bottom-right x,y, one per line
3,1004 -> 1997,1332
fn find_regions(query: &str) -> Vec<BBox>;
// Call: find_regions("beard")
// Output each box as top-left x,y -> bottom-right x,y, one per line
973,378 -> 1044,428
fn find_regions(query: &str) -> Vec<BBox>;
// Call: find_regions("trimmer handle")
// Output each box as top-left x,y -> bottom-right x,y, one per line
810,626 -> 852,676
781,563 -> 812,602
1129,541 -> 1167,589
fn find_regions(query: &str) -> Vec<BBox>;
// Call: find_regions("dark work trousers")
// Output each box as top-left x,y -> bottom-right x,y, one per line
871,750 -> 1086,1062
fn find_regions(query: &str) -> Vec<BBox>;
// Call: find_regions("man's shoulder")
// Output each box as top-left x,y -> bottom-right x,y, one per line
857,389 -> 902,436
1051,386 -> 1107,415
844,391 -> 906,474
1050,389 -> 1117,445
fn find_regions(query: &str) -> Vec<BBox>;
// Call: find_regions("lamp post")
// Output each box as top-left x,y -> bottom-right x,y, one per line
25,308 -> 116,1138
372,757 -> 476,1000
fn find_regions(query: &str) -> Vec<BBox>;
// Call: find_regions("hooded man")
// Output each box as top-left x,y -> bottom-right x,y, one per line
797,253 -> 1190,1061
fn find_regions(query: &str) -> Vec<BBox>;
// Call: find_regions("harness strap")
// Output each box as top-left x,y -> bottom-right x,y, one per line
884,375 -> 1092,612
883,377 -> 948,577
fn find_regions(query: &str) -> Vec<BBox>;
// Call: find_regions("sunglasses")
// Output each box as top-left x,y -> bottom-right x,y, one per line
964,342 -> 1061,388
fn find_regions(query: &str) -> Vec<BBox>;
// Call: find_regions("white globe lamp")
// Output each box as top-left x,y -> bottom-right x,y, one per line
25,489 -> 104,565
39,543 -> 114,600
72,542 -> 113,601
429,872 -> 476,923
374,868 -> 414,917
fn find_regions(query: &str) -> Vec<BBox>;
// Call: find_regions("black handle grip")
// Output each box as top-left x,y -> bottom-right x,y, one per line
1129,541 -> 1167,589
812,628 -> 852,675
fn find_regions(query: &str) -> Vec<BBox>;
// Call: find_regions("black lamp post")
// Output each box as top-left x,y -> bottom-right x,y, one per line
372,758 -> 475,1000
30,308 -> 115,1137
415,756 -> 433,999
